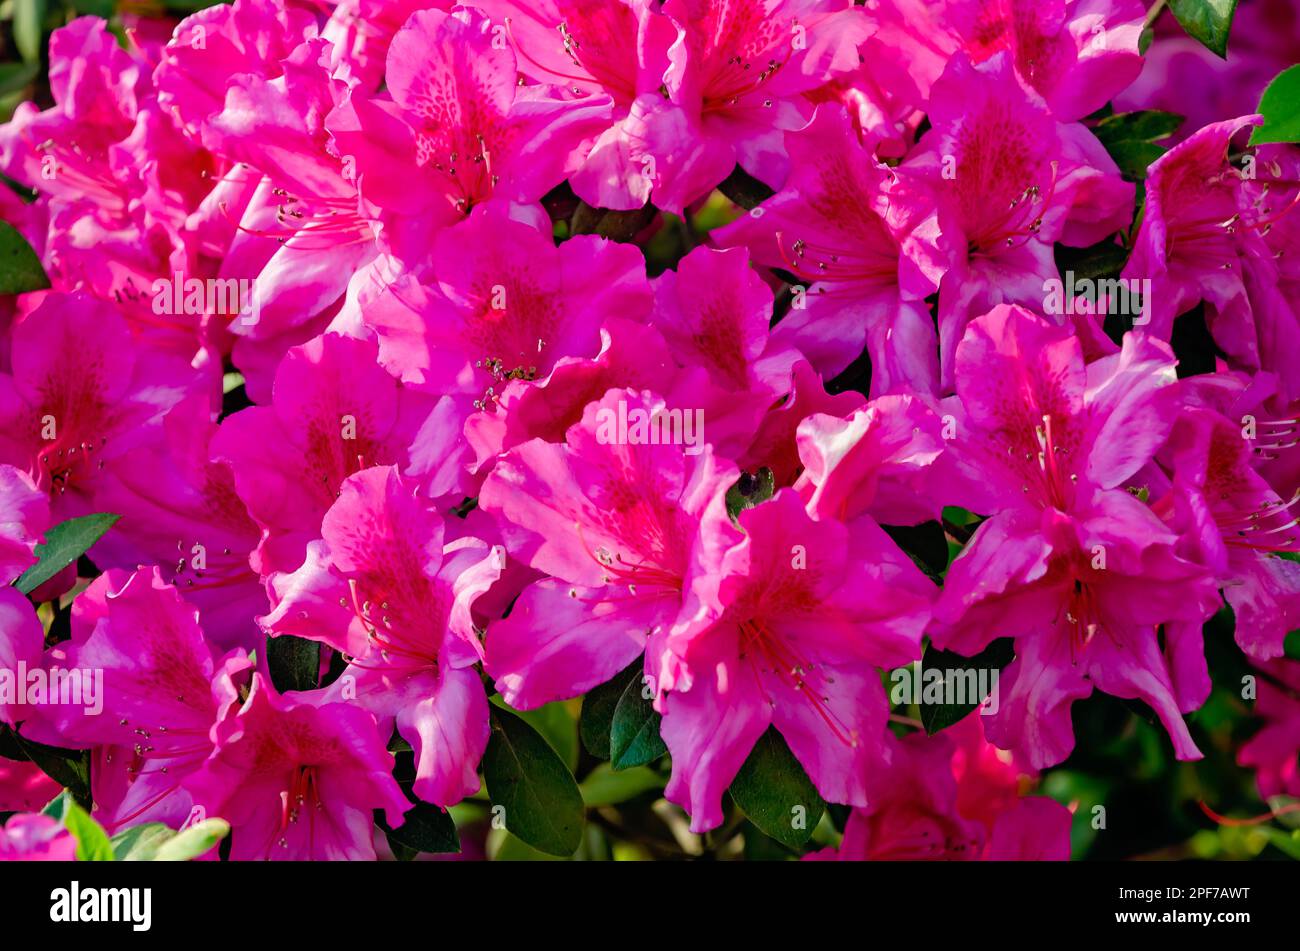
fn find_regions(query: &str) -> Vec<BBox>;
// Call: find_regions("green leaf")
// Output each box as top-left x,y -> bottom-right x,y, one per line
377,802 -> 460,855
1249,65 -> 1300,145
0,62 -> 38,97
14,513 -> 118,595
1091,111 -> 1184,180
729,727 -> 825,849
609,674 -> 667,770
44,791 -> 114,861
506,699 -> 579,773
154,819 -> 229,861
13,0 -> 47,64
10,731 -> 92,807
580,764 -> 664,808
0,220 -> 50,296
917,638 -> 1016,735
265,633 -> 320,692
579,660 -> 640,759
1169,0 -> 1238,58
482,706 -> 585,856
111,823 -> 176,861
717,164 -> 776,210
725,467 -> 775,523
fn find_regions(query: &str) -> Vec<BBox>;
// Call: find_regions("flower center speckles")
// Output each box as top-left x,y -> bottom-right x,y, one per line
35,433 -> 108,496
737,615 -> 858,749
340,578 -> 439,673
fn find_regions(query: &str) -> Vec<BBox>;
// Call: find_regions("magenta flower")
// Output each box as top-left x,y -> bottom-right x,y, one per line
479,388 -> 739,709
184,670 -> 409,860
262,465 -> 499,807
362,202 -> 652,400
1155,405 -> 1300,661
328,7 -> 610,240
809,714 -> 1071,860
211,332 -> 442,581
91,395 -> 265,652
466,0 -> 677,211
900,51 -> 1133,387
640,0 -> 870,212
1238,658 -> 1300,800
17,568 -> 243,833
1123,118 -> 1300,403
864,0 -> 1146,122
0,814 -> 77,861
715,105 -> 947,391
930,305 -> 1221,767
658,489 -> 934,830
0,292 -> 202,520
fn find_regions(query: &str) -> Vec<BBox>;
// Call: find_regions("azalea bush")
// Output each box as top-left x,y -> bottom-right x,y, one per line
0,0 -> 1298,864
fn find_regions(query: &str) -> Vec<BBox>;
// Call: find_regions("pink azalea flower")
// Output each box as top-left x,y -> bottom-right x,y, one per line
1154,405 -> 1300,661
900,51 -> 1133,388
262,466 -> 499,807
466,0 -> 678,210
363,201 -> 652,401
714,105 -> 947,391
462,316 -> 679,469
18,567 -> 246,833
184,670 -> 409,860
641,0 -> 870,212
739,360 -> 864,487
0,814 -> 77,861
0,759 -> 62,813
930,306 -> 1222,768
0,463 -> 49,584
210,332 -> 442,581
1238,658 -> 1300,800
154,0 -> 317,147
0,292 -> 203,520
1123,119 -> 1300,403
658,488 -> 935,830
479,388 -> 739,709
647,245 -> 805,457
794,392 -> 947,526
327,7 -> 611,242
810,714 -> 1071,860
864,0 -> 1146,122
0,587 -> 44,727
91,395 -> 266,652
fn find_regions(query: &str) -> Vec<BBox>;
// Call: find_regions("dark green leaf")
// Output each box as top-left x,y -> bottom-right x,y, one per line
14,513 -> 118,595
717,164 -> 776,210
1092,111 -> 1184,180
482,707 -> 585,856
1250,65 -> 1300,145
729,727 -> 825,849
609,673 -> 667,770
579,660 -> 640,759
266,634 -> 320,693
725,467 -> 775,523
0,62 -> 38,97
570,201 -> 656,242
1169,0 -> 1238,58
0,220 -> 50,296
377,802 -> 460,855
11,731 -> 91,808
916,639 -> 1016,735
